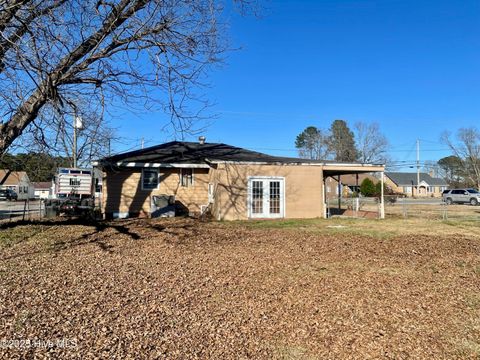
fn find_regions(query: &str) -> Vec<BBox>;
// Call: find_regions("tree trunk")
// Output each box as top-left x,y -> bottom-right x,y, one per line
0,89 -> 47,154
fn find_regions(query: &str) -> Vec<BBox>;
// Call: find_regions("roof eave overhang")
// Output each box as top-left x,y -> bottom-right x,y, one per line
208,160 -> 326,166
94,161 -> 211,168
119,162 -> 211,168
209,159 -> 385,170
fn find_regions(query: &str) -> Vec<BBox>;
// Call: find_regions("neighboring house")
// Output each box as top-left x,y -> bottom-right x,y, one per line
95,140 -> 384,220
385,172 -> 448,197
33,182 -> 53,199
325,173 -> 379,199
0,169 -> 35,200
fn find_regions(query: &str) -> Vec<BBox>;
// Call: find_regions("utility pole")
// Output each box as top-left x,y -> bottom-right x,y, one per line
141,137 -> 144,149
73,112 -> 77,168
416,139 -> 420,196
73,110 -> 83,168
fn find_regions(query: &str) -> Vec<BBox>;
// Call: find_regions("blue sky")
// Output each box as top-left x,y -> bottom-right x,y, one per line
114,0 -> 480,168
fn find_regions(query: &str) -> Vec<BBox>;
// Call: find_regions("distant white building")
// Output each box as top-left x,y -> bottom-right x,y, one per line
0,169 -> 35,200
33,182 -> 53,199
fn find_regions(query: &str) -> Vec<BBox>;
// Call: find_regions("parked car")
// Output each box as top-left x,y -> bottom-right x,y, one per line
0,189 -> 18,201
443,188 -> 480,205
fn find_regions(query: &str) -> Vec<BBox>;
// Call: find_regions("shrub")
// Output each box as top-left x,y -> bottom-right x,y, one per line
360,178 -> 376,197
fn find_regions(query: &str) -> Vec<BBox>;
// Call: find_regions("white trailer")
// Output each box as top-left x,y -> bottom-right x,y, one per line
54,168 -> 93,199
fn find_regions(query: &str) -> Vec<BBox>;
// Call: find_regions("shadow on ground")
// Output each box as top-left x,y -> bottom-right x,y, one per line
0,217 -> 199,260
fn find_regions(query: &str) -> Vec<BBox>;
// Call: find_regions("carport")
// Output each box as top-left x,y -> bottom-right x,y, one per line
321,164 -> 386,219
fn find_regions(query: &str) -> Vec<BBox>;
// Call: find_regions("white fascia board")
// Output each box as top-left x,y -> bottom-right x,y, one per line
323,163 -> 385,168
208,160 -> 324,166
209,159 -> 384,168
116,162 -> 210,169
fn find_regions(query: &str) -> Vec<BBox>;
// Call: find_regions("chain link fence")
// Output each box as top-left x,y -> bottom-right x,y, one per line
0,200 -> 45,222
327,196 -> 480,221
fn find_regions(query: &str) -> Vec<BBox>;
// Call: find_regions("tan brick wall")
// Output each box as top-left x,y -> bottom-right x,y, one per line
102,163 -> 385,220
210,163 -> 324,221
102,168 -> 210,217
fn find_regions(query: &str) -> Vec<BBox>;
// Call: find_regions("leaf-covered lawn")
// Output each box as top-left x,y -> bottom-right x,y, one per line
1,218 -> 479,359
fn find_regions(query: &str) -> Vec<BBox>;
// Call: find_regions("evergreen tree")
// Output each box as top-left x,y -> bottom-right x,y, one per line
360,178 -> 376,197
295,126 -> 330,160
329,120 -> 359,162
0,153 -> 70,182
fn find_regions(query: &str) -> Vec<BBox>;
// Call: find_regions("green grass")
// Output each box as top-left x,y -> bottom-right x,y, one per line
234,217 -> 408,240
0,225 -> 48,248
464,293 -> 480,310
275,344 -> 314,360
230,216 -> 480,240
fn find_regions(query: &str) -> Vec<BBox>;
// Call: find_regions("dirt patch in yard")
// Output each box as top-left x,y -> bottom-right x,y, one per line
1,217 -> 480,359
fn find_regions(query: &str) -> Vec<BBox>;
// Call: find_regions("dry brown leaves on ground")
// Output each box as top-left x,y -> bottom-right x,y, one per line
0,217 -> 479,359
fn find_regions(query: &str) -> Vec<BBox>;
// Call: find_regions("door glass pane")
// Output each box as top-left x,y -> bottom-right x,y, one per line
252,181 -> 263,214
269,181 -> 280,214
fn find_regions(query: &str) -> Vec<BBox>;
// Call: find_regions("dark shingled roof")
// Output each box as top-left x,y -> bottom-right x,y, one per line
33,182 -> 51,189
99,141 -> 336,165
385,172 -> 447,186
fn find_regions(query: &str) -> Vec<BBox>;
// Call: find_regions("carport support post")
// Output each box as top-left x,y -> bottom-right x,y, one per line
380,171 -> 385,219
322,177 -> 327,219
337,176 -> 341,210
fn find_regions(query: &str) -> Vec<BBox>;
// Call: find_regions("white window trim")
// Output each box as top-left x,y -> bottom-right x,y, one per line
247,176 -> 286,219
141,168 -> 160,191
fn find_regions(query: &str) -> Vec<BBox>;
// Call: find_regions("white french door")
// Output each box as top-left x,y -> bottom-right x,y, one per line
248,177 -> 285,219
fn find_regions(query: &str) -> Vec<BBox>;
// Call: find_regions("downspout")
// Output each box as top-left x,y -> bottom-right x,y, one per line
380,171 -> 385,219
321,172 -> 327,219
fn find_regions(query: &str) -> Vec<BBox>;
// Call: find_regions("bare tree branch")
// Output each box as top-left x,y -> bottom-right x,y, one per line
354,121 -> 389,164
0,0 -> 249,154
441,128 -> 480,188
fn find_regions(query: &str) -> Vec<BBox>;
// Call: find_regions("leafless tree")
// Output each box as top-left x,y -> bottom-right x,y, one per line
441,127 -> 480,189
0,0 -> 251,155
354,121 -> 389,164
23,100 -> 116,166
421,160 -> 439,177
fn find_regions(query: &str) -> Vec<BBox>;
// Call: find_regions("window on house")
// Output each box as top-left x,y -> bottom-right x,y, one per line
69,178 -> 81,186
180,168 -> 193,187
403,186 -> 412,193
142,169 -> 159,190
